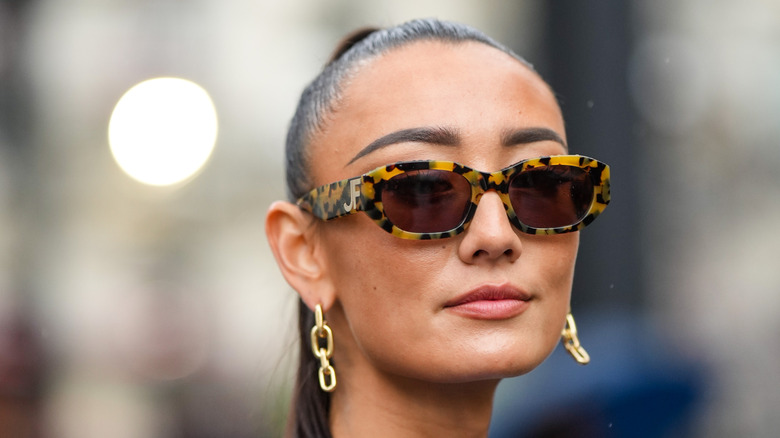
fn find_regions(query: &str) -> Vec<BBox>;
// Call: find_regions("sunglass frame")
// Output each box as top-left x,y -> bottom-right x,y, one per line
296,154 -> 610,240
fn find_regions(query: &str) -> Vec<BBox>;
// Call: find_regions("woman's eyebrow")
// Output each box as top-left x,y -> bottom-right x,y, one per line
347,126 -> 460,165
501,127 -> 568,150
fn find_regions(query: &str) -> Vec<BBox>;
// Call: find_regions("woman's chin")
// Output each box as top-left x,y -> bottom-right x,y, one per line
389,353 -> 550,385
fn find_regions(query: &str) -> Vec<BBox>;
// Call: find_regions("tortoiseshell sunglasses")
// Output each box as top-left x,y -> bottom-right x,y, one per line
297,155 -> 610,240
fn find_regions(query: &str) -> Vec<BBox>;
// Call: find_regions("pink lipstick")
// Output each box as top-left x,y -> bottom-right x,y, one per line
444,285 -> 531,320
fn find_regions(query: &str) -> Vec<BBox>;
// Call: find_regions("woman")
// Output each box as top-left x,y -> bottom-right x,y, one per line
265,18 -> 610,438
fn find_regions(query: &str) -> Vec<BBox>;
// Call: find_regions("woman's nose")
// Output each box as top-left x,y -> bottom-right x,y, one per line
457,191 -> 522,264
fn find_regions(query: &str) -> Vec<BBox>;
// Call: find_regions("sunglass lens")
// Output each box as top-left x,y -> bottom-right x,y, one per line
509,165 -> 594,228
382,169 -> 472,233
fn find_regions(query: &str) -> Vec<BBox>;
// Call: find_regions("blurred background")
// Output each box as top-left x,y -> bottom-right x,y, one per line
1,0 -> 778,437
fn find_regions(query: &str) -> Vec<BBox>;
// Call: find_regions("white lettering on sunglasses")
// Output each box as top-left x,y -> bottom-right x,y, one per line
343,178 -> 361,212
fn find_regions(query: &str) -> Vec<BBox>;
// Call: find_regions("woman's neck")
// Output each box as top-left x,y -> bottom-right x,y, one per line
329,367 -> 499,438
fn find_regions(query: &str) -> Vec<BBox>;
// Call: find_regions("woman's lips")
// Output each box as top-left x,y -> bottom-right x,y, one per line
443,285 -> 531,320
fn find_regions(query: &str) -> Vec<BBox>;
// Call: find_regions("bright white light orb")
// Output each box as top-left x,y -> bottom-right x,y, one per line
109,77 -> 218,186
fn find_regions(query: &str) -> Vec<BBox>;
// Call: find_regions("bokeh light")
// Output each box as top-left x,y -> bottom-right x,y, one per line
108,77 -> 218,186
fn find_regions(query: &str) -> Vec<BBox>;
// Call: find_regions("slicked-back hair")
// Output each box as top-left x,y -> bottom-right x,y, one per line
283,18 -> 533,438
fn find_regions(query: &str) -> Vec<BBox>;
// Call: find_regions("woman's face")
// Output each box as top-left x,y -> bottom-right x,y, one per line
308,41 -> 577,383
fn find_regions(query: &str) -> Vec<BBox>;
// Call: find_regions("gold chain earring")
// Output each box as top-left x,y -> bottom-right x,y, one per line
310,304 -> 337,392
561,312 -> 590,365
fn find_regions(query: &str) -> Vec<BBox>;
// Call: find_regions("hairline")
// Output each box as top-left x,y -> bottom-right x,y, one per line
322,37 -> 539,133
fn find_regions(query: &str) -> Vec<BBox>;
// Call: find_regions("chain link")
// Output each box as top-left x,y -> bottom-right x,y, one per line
312,304 -> 337,392
562,313 -> 590,365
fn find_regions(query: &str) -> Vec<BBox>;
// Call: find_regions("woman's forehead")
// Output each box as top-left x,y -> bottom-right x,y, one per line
310,40 -> 565,181
338,40 -> 556,114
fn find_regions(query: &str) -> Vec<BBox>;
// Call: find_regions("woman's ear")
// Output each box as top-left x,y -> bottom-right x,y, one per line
265,201 -> 337,310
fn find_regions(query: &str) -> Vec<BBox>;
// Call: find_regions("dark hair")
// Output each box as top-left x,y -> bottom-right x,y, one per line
284,18 -> 533,438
